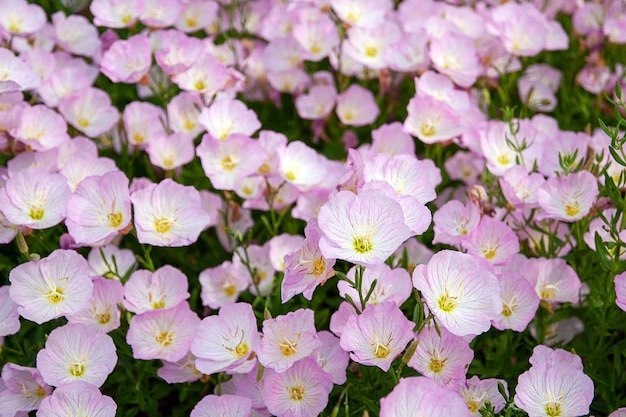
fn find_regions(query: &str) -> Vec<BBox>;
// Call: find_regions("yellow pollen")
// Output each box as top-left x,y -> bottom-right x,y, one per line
108,212 -> 123,228
310,44 -> 322,54
95,311 -> 111,324
223,284 -> 236,297
502,303 -> 513,317
279,339 -> 298,357
69,363 -> 85,377
34,385 -> 47,398
121,14 -> 132,24
8,16 -> 22,32
46,287 -> 64,304
420,123 -> 436,137
497,154 -> 510,165
429,357 -> 446,373
373,342 -> 390,359
290,385 -> 305,401
540,284 -> 556,300
186,17 -> 198,28
467,399 -> 481,413
565,202 -> 580,217
183,119 -> 196,131
353,236 -> 373,254
311,256 -> 326,276
151,299 -> 166,309
285,171 -> 296,181
342,110 -> 355,121
235,341 -> 249,358
483,249 -> 496,259
77,117 -> 90,129
154,217 -> 173,234
132,133 -> 145,144
258,162 -> 271,173
156,331 -> 175,347
29,206 -> 45,221
545,402 -> 562,417
221,156 -> 237,171
194,80 -> 206,91
365,46 -> 379,58
437,294 -> 457,313
163,157 -> 174,168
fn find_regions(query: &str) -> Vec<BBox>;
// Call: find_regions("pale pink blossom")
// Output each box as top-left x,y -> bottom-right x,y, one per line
344,21 -> 401,69
67,277 -> 124,333
463,216 -> 520,266
157,352 -> 202,384
295,85 -> 336,120
167,92 -> 204,138
330,0 -> 392,28
124,266 -> 189,314
198,99 -> 261,141
37,323 -> 117,387
58,88 -> 119,138
433,200 -> 480,246
175,1 -> 219,33
492,271 -> 540,332
87,245 -> 136,280
171,54 -> 229,95
10,105 -> 70,151
0,364 -> 52,416
37,382 -> 116,417
90,0 -> 145,28
460,376 -> 507,416
529,257 -> 581,304
537,170 -> 599,222
0,0 -> 46,35
123,101 -> 167,148
336,84 -> 379,127
0,48 -> 40,92
191,394 -> 252,417
127,302 -> 200,362
147,132 -> 195,170
199,261 -> 250,309
0,286 -> 19,337
338,263 -> 412,309
140,0 -> 182,28
52,12 -> 102,58
314,331 -> 349,385
101,34 -> 152,83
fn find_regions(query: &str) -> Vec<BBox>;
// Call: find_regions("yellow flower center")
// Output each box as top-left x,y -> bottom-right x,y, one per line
565,202 -> 580,217
365,46 -> 379,58
373,341 -> 390,359
545,402 -> 562,417
290,385 -> 305,401
502,303 -> 513,317
285,171 -> 296,181
497,154 -> 511,166
223,284 -> 236,297
156,331 -> 175,347
420,123 -> 436,137
133,133 -> 145,143
279,339 -> 298,356
235,341 -> 249,358
108,212 -> 123,228
77,117 -> 90,129
437,293 -> 457,313
46,287 -> 64,304
96,311 -> 111,324
69,363 -> 85,377
353,235 -> 373,254
154,217 -> 173,234
221,156 -> 237,171
429,357 -> 447,373
29,206 -> 45,221
311,256 -> 326,276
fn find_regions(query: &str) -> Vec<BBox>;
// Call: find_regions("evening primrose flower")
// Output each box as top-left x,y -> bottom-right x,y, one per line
317,189 -> 411,267
537,170 -> 599,222
413,250 -> 501,337
0,364 -> 52,415
0,286 -> 19,337
67,277 -> 124,333
9,249 -> 93,324
123,266 -> 190,314
340,302 -> 414,372
190,395 -> 252,417
36,324 -> 117,387
37,382 -> 116,417
199,261 -> 250,309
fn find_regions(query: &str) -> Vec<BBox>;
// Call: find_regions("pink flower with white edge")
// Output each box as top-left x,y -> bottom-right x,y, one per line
429,31 -> 482,88
37,382 -> 116,417
343,21 -> 401,70
514,355 -> 593,417
295,85 -> 336,120
167,92 -> 204,138
330,0 -> 392,28
123,101 -> 167,148
101,34 -> 152,84
0,286 -> 19,337
39,64 -> 99,108
318,189 -> 411,267
500,165 -> 545,209
432,200 -> 480,247
293,14 -> 339,61
191,303 -> 259,375
10,105 -> 70,151
263,357 -> 333,417
407,325 -> 473,390
463,216 -> 520,266
0,167 -> 70,230
175,1 -> 219,33
336,84 -> 379,127
338,263 -> 412,310
90,0 -> 144,28
537,170 -> 599,222
0,48 -> 40,92
127,302 -> 200,362
282,219 -> 336,303
0,364 -> 52,416
0,0 -> 46,35
404,94 -> 465,144
147,132 -> 195,170
460,376 -> 507,417
9,249 -> 93,324
492,271 -> 540,332
52,12 -> 102,58
191,395 -> 252,417
171,54 -> 229,95
131,179 -> 211,246
123,266 -> 190,314
314,331 -> 349,385
278,141 -> 328,191
340,301 -> 414,371
58,87 -> 119,138
529,257 -> 581,304
37,323 -> 117,387
140,0 -> 182,28
256,309 -> 322,373
65,171 -> 131,246
413,250 -> 501,337
197,134 -> 266,191
198,99 -> 261,141
487,3 -> 551,57
380,376 -> 471,417
67,277 -> 124,333
199,261 -> 250,309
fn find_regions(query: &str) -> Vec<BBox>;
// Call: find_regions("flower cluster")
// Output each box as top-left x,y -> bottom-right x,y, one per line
1,0 -> 626,415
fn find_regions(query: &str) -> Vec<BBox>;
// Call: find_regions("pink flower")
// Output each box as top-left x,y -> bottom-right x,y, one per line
269,234 -> 306,272
408,325 -> 473,389
293,14 -> 339,61
123,101 -> 166,148
233,242 -> 276,297
127,302 -> 200,362
167,92 -> 204,137
500,166 -> 545,208
330,0 -> 391,28
529,257 -> 581,304
487,3 -> 551,57
87,244 -> 136,279
67,277 -> 124,333
131,179 -> 211,246
432,200 -> 480,246
492,271 -> 540,332
60,155 -> 119,192
157,352 -> 202,384
336,84 -> 379,127
317,189 -> 411,266
10,105 -> 70,151
191,394 -> 252,417
460,376 -> 507,416
58,88 -> 119,138
463,216 -> 520,266
0,364 -> 52,415
0,0 -> 46,35
256,309 -> 321,373
537,170 -> 599,222
90,0 -> 144,28
199,261 -> 250,309
615,271 -> 626,312
140,0 -> 182,28
338,263 -> 412,309
514,353 -> 594,417
278,141 -> 329,190
146,132 -> 195,170
263,358 -> 333,417
343,21 -> 401,69
175,1 -> 219,33
413,250 -> 501,337
52,12 -> 102,58
380,376 -> 472,417
101,34 -> 152,83
196,134 -> 266,191
198,99 -> 261,141
282,219 -> 336,303
369,122 -> 415,157
404,94 -> 465,144
123,266 -> 190,314
171,54 -> 229,95
9,249 -> 93,324
37,324 -> 117,387
37,382 -> 116,417
314,331 -> 349,385
191,303 -> 259,375
340,302 -> 414,371
65,171 -> 131,246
